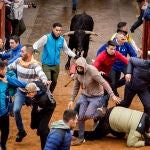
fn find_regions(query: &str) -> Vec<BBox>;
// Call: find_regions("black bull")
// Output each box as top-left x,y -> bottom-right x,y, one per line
63,12 -> 96,70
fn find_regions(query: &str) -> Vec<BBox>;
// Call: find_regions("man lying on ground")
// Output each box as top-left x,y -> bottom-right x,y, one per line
73,106 -> 150,147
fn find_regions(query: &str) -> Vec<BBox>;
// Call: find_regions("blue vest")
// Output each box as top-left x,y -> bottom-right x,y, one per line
41,34 -> 64,66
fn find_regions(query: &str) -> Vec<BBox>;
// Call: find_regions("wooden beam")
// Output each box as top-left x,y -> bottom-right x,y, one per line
0,2 -> 5,41
142,19 -> 150,59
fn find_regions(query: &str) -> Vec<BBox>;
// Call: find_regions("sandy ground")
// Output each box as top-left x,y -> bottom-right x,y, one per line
5,0 -> 149,149
7,75 -> 149,150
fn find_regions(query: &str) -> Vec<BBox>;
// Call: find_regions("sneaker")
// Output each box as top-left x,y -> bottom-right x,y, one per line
71,138 -> 85,146
16,131 -> 27,142
97,106 -> 107,116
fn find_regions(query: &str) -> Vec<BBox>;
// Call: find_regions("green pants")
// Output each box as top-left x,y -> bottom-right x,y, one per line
42,64 -> 59,93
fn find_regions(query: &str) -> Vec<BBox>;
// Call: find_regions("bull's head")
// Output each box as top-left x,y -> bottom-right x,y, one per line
63,30 -> 97,36
63,30 -> 97,52
74,30 -> 88,52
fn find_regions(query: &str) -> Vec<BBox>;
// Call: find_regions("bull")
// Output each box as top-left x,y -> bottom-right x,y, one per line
63,12 -> 96,70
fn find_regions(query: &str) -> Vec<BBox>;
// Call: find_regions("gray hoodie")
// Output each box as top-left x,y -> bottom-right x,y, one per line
51,120 -> 70,130
71,57 -> 114,101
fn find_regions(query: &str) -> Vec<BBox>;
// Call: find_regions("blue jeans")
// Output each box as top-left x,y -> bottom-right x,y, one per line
76,94 -> 106,138
74,94 -> 108,113
13,89 -> 31,132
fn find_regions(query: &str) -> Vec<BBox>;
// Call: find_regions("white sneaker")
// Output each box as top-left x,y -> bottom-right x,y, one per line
71,138 -> 86,146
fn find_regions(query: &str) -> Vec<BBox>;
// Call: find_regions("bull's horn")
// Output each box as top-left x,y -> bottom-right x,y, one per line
63,31 -> 75,36
85,31 -> 98,36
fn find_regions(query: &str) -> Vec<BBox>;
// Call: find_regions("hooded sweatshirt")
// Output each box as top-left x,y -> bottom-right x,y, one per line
71,57 -> 114,101
0,69 -> 25,117
0,44 -> 22,64
44,120 -> 72,150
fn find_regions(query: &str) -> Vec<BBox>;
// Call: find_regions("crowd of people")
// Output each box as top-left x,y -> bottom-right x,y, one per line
4,0 -> 37,50
0,0 -> 150,150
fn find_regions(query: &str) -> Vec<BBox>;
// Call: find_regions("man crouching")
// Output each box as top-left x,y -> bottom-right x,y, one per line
73,106 -> 150,147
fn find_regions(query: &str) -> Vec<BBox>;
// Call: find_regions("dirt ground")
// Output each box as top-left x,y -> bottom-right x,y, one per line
7,74 -> 149,150
5,0 -> 149,149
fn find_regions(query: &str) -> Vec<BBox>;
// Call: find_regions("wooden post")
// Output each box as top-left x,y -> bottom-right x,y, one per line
0,2 -> 5,40
142,19 -> 150,59
148,21 -> 150,58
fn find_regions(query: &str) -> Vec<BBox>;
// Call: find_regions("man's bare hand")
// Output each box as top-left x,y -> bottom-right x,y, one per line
46,80 -> 52,85
99,71 -> 105,75
125,74 -> 131,82
112,95 -> 121,104
68,101 -> 73,109
70,73 -> 75,79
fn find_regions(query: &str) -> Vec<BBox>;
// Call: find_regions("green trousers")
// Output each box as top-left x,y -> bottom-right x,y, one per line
42,64 -> 59,93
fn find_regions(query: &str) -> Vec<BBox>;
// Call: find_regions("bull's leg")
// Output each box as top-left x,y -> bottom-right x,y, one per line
83,50 -> 88,58
76,51 -> 81,57
75,50 -> 77,55
65,56 -> 71,70
79,52 -> 81,56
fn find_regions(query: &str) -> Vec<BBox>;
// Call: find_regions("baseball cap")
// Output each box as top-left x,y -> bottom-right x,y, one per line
25,83 -> 40,93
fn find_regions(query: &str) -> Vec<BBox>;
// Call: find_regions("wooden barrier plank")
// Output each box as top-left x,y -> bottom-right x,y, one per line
142,20 -> 150,59
148,21 -> 150,57
0,2 -> 5,40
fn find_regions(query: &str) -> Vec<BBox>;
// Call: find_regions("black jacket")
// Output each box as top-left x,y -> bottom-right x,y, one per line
32,80 -> 56,110
126,57 -> 150,90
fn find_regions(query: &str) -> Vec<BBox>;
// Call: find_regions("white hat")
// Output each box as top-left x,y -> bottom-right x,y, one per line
25,83 -> 40,93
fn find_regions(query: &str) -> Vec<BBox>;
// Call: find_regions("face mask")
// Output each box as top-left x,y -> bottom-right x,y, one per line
77,70 -> 84,75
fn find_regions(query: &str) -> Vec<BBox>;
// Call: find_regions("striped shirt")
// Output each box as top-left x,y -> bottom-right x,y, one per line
8,58 -> 47,83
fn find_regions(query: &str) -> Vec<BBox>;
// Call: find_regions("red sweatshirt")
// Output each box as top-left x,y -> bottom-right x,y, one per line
93,51 -> 128,75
